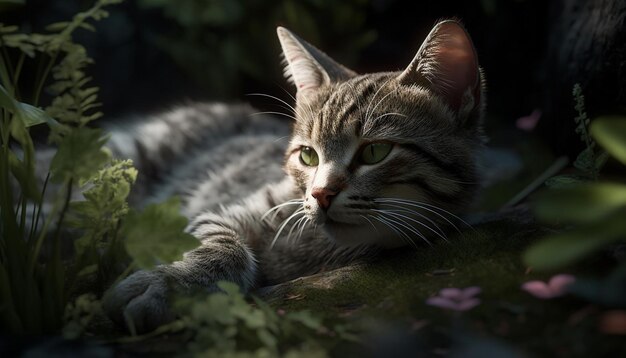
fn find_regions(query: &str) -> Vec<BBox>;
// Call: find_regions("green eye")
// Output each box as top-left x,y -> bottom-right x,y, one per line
300,146 -> 319,166
360,142 -> 393,164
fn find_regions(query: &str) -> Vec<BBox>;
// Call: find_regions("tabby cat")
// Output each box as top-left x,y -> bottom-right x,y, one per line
103,19 -> 485,332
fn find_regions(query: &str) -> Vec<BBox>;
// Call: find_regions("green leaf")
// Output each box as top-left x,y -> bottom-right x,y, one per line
0,24 -> 18,33
49,127 -> 110,183
573,146 -> 595,174
594,151 -> 610,170
544,174 -> 587,189
122,197 -> 199,269
67,159 -> 137,251
45,22 -> 69,32
286,310 -> 322,330
17,102 -> 52,127
217,281 -> 241,296
8,151 -> 40,200
0,83 -> 51,127
257,328 -> 277,349
533,182 -> 626,223
591,115 -> 626,165
76,264 -> 98,277
524,206 -> 626,271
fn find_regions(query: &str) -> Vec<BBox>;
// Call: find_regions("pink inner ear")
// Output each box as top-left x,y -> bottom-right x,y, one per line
430,23 -> 479,110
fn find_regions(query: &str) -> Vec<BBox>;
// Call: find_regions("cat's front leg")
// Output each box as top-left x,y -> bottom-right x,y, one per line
103,179 -> 296,332
103,227 -> 257,332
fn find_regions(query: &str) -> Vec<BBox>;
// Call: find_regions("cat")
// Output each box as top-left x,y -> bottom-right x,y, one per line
102,19 -> 485,333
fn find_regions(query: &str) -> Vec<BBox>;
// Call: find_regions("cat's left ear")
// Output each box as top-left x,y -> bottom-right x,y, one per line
398,20 -> 482,118
277,27 -> 356,100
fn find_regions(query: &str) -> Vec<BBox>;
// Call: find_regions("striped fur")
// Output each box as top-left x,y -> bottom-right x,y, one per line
103,20 -> 486,332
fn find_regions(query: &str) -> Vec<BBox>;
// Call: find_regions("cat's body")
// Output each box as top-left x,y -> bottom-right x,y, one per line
103,20 -> 486,332
105,103 -> 370,285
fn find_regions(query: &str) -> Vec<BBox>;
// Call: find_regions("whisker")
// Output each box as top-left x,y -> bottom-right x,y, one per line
250,111 -> 298,121
367,90 -> 397,123
364,78 -> 394,121
372,214 -> 418,248
287,215 -> 308,244
360,214 -> 379,234
279,85 -> 316,125
375,199 -> 462,233
297,217 -> 310,241
271,209 -> 305,249
379,198 -> 475,231
370,215 -> 408,246
246,93 -> 296,112
372,112 -> 407,122
279,86 -> 297,102
261,200 -> 303,221
273,135 -> 290,143
375,203 -> 447,238
377,211 -> 432,246
376,209 -> 448,243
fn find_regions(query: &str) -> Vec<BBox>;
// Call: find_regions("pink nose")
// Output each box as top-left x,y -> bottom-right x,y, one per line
311,187 -> 338,210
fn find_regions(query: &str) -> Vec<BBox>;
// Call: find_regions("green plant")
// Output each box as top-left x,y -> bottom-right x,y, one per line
524,115 -> 626,272
0,0 -> 200,335
545,84 -> 609,187
170,281 -> 358,357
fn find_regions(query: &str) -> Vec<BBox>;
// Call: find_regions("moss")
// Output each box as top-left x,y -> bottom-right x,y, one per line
260,216 -> 626,356
270,217 -> 541,314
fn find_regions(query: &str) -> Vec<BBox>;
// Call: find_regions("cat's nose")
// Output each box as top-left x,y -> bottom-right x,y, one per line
311,187 -> 338,210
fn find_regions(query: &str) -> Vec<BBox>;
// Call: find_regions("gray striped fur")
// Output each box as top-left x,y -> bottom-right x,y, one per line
103,20 -> 486,332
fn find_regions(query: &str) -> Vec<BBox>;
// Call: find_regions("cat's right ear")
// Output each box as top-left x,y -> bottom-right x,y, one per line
397,20 -> 482,119
277,27 -> 356,100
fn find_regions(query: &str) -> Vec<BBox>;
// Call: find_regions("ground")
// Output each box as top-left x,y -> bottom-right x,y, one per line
106,206 -> 624,357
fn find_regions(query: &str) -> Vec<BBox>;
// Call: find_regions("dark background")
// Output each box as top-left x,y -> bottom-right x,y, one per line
2,0 -> 625,158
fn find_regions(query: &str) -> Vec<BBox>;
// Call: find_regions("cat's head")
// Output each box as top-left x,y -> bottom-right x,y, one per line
278,20 -> 485,247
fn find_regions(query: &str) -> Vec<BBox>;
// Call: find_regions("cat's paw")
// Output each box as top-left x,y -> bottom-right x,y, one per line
102,270 -> 175,333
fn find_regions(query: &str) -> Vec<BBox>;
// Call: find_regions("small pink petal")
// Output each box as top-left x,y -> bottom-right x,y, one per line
460,286 -> 482,300
456,298 -> 481,312
548,274 -> 576,295
426,297 -> 459,310
521,281 -> 554,299
439,288 -> 463,299
516,109 -> 542,132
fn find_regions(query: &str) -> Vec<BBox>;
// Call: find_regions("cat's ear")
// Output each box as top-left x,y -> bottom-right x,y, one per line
398,20 -> 481,115
277,27 -> 356,99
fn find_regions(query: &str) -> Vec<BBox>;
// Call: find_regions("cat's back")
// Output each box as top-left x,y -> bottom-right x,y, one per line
106,102 -> 291,218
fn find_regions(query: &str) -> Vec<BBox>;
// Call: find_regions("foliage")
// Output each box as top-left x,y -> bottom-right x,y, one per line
49,127 -> 110,184
122,197 -> 199,269
591,116 -> 626,165
545,84 -> 609,187
0,0 -> 125,334
172,281 -> 355,357
0,0 -> 198,335
137,0 -> 375,96
525,115 -> 626,271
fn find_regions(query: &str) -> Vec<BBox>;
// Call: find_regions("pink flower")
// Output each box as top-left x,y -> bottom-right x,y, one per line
426,286 -> 481,311
516,109 -> 542,132
521,274 -> 576,299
